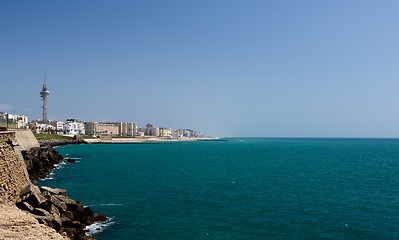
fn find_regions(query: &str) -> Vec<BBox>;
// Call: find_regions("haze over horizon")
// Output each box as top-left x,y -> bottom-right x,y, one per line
1,1 -> 399,138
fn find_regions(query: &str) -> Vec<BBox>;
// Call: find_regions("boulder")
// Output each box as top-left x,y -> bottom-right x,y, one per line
94,214 -> 108,222
51,204 -> 60,216
60,216 -> 73,228
40,186 -> 67,196
50,195 -> 67,212
20,183 -> 35,198
38,201 -> 51,212
65,158 -> 76,163
16,201 -> 34,213
55,195 -> 78,211
32,208 -> 51,217
83,207 -> 94,218
26,188 -> 47,206
64,211 -> 75,221
52,213 -> 62,230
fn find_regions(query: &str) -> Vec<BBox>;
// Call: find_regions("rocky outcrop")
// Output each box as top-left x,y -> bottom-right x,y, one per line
39,139 -> 86,148
22,145 -> 64,182
17,184 -> 107,240
0,132 -> 106,240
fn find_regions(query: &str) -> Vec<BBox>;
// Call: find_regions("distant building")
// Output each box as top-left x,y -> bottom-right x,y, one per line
96,122 -> 120,136
120,122 -> 128,137
127,122 -> 137,137
64,119 -> 85,135
30,120 -> 54,133
144,123 -> 157,136
159,128 -> 172,137
84,121 -> 97,136
50,121 -> 64,132
0,113 -> 29,129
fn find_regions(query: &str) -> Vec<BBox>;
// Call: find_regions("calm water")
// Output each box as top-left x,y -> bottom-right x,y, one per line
41,138 -> 399,239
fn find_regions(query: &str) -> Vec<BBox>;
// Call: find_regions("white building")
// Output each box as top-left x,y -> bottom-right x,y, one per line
64,119 -> 85,135
50,121 -> 64,132
159,128 -> 172,137
127,122 -> 137,137
0,112 -> 29,129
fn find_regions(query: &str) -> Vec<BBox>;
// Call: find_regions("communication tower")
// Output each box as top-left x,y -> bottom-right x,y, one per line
40,74 -> 50,123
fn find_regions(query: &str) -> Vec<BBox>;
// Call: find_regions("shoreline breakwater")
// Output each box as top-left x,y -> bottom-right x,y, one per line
0,130 -> 105,240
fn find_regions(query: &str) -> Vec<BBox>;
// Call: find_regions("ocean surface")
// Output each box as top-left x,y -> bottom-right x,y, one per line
39,138 -> 399,239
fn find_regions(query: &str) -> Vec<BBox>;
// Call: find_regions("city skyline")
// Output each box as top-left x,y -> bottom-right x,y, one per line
1,1 -> 399,137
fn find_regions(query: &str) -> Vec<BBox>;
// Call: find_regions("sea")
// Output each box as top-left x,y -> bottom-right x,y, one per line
39,138 -> 399,240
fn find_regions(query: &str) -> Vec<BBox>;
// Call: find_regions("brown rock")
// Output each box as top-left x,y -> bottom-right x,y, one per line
51,204 -> 60,216
26,189 -> 47,206
55,195 -> 78,211
32,208 -> 51,217
52,213 -> 62,230
84,207 -> 94,218
71,221 -> 82,228
20,183 -> 34,198
16,201 -> 34,213
94,214 -> 108,222
40,186 -> 67,196
60,216 -> 72,227
64,211 -> 74,221
50,195 -> 67,212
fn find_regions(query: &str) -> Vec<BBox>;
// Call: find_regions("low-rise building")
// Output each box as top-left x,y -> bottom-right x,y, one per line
64,119 -> 85,135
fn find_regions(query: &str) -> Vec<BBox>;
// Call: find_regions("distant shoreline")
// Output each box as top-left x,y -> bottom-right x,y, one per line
83,137 -> 225,144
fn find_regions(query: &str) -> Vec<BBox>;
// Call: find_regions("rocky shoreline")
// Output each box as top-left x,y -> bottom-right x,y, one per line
16,139 -> 106,240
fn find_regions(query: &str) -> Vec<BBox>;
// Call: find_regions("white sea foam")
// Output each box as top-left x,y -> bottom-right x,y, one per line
87,203 -> 123,207
85,217 -> 115,237
39,176 -> 54,181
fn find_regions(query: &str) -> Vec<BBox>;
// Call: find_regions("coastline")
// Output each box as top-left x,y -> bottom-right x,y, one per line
83,137 -> 223,144
0,133 -> 105,240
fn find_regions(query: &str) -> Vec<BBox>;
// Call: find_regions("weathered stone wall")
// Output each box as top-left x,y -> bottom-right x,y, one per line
14,129 -> 40,151
0,140 -> 30,203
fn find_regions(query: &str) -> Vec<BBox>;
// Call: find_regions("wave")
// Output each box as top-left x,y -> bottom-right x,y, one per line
39,176 -> 54,181
86,203 -> 123,207
84,217 -> 115,237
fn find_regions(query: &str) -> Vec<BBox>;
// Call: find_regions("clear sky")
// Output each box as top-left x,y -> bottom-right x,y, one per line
1,0 -> 399,137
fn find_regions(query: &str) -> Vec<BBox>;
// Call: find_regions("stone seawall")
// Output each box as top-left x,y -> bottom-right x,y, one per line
0,131 -> 30,204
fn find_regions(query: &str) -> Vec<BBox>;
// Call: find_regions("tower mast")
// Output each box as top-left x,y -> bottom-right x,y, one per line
40,74 -> 50,123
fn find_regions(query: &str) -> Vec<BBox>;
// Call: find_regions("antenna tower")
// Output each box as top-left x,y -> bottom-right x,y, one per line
40,74 -> 50,123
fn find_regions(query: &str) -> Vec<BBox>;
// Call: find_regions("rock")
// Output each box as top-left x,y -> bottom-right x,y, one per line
16,201 -> 34,213
40,186 -> 67,196
50,195 -> 67,213
32,208 -> 51,217
71,221 -> 82,229
52,213 -> 62,231
38,201 -> 51,212
83,207 -> 94,218
20,183 -> 35,198
94,214 -> 108,222
26,188 -> 47,206
65,158 -> 76,163
54,195 -> 78,211
64,211 -> 75,221
60,216 -> 73,227
51,204 -> 60,216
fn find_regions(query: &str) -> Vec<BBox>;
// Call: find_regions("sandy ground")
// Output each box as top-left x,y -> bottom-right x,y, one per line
0,204 -> 67,240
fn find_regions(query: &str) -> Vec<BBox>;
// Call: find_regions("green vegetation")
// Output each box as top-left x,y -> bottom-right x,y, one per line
34,134 -> 74,141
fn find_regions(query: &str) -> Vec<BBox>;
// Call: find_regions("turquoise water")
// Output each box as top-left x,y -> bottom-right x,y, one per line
41,138 -> 399,239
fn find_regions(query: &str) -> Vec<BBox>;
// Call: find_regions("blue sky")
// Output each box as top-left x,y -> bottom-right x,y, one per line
1,1 -> 399,137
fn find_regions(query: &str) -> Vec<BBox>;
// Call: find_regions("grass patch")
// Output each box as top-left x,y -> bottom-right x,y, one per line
34,134 -> 74,141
